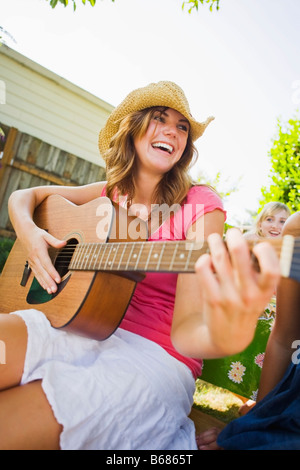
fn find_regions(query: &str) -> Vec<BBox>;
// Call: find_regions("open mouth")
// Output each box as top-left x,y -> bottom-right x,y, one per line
152,142 -> 174,155
269,231 -> 280,237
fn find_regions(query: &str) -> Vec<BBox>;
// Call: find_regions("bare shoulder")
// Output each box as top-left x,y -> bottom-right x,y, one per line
283,212 -> 300,236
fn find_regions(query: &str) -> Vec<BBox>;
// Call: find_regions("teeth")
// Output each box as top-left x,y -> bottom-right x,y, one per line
152,142 -> 173,154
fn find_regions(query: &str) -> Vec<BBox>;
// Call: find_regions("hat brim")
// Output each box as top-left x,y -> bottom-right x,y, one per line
98,81 -> 214,156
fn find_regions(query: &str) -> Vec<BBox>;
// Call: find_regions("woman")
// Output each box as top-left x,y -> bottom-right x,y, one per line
0,81 -> 279,450
244,201 -> 290,241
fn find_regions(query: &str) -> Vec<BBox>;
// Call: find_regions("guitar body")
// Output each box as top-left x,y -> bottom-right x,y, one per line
0,195 -> 147,340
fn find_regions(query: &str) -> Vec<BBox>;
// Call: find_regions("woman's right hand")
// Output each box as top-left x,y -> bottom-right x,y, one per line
22,225 -> 66,294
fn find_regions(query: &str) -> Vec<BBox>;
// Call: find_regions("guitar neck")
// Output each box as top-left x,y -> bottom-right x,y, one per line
69,240 -> 208,273
68,235 -> 300,282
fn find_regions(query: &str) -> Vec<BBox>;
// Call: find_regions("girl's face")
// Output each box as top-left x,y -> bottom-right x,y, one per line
259,210 -> 289,237
133,108 -> 190,177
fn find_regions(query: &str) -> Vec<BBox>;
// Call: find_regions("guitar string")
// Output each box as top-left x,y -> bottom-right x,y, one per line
51,239 -> 300,271
52,241 -> 300,260
52,242 -> 203,271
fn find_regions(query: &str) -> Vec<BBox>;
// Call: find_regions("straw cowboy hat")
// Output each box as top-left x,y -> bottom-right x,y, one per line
98,81 -> 214,156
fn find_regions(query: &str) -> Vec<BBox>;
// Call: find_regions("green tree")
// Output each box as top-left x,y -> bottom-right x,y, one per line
46,0 -> 220,12
182,0 -> 220,13
47,0 -> 97,10
259,116 -> 300,213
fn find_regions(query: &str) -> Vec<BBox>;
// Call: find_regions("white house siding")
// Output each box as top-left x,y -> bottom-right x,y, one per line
0,46 -> 114,167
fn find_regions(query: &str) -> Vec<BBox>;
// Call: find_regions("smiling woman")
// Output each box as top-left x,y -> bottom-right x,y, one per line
244,201 -> 291,241
133,108 -> 190,183
0,80 -> 280,450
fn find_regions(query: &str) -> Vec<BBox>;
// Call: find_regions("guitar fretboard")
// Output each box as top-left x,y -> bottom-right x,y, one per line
66,235 -> 300,282
69,240 -> 208,273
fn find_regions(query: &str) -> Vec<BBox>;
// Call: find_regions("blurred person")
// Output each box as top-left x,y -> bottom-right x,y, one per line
244,201 -> 290,241
197,212 -> 300,450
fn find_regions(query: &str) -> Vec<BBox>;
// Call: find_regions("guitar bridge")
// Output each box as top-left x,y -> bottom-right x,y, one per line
20,261 -> 32,287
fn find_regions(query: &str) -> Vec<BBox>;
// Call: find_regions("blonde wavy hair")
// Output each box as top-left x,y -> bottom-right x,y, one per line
255,202 -> 291,236
102,107 -> 198,208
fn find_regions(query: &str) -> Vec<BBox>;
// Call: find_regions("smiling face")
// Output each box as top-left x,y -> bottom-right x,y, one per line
133,107 -> 190,177
258,209 -> 290,238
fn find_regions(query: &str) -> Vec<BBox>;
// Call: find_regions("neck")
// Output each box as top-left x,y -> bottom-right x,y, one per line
131,172 -> 162,215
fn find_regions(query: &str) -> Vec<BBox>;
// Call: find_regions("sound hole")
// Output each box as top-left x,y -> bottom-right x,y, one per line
26,238 -> 78,305
54,238 -> 78,279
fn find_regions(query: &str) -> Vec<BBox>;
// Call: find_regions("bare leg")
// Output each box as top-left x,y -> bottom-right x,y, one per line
0,314 -> 62,449
0,313 -> 28,390
0,380 -> 62,449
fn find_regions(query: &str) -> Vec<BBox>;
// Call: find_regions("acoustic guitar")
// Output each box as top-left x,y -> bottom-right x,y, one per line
0,195 -> 299,341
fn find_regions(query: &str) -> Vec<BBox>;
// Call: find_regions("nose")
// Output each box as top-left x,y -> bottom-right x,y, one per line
162,122 -> 177,138
272,220 -> 282,232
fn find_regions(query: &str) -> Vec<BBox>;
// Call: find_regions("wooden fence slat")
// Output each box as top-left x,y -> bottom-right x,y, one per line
0,127 -> 18,185
0,127 -> 106,234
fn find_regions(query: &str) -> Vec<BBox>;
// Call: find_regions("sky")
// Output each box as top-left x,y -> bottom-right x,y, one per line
1,0 -> 300,225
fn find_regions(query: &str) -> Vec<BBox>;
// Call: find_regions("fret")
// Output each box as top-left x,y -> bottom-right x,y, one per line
91,243 -> 99,270
84,243 -> 90,270
82,244 -> 90,270
98,243 -> 108,270
169,242 -> 179,271
184,246 -> 193,271
104,244 -> 114,269
117,243 -> 127,270
110,243 -> 120,270
73,244 -> 82,270
146,245 -> 160,270
70,245 -> 79,270
125,243 -> 135,270
144,243 -> 154,271
176,249 -> 187,269
134,242 -> 145,270
89,244 -> 97,269
130,244 -> 142,270
93,243 -> 101,270
156,242 -> 166,270
77,244 -> 85,269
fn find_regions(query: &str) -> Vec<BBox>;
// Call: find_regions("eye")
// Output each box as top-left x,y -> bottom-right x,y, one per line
153,114 -> 165,123
178,124 -> 189,132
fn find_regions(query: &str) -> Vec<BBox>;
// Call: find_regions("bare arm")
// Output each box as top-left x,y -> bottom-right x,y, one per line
172,225 -> 280,359
257,212 -> 300,401
8,182 -> 106,293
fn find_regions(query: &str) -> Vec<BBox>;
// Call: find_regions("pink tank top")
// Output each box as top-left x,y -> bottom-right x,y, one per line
101,185 -> 226,378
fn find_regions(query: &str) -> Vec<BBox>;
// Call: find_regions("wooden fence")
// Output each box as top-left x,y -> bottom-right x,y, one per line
0,126 -> 106,238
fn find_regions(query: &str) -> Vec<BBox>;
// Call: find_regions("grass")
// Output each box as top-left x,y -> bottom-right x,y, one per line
193,379 -> 244,423
0,236 -> 14,273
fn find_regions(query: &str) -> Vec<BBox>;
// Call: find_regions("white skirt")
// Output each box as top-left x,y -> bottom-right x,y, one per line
11,309 -> 197,451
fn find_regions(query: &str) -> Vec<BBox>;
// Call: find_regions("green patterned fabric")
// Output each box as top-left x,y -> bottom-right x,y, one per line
200,298 -> 276,400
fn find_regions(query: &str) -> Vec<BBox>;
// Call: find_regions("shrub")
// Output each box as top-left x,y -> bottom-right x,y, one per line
0,237 -> 14,272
